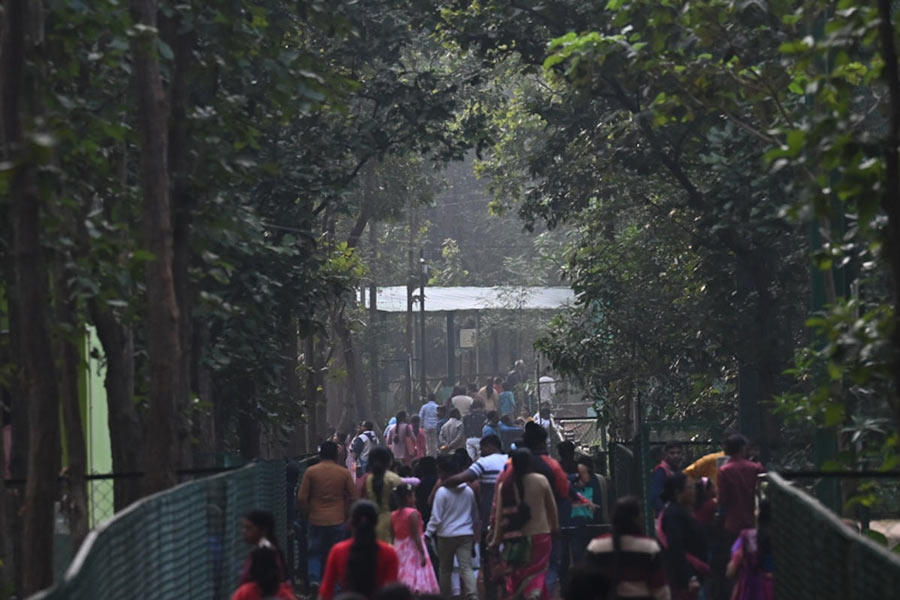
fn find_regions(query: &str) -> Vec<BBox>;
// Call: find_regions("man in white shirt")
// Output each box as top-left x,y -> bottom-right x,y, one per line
539,367 -> 556,405
450,385 -> 474,416
439,408 -> 465,453
426,456 -> 479,600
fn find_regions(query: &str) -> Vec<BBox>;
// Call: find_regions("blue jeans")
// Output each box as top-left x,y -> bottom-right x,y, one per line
308,524 -> 346,584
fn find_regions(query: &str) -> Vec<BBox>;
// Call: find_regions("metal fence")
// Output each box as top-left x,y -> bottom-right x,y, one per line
766,472 -> 900,599
29,460 -> 302,600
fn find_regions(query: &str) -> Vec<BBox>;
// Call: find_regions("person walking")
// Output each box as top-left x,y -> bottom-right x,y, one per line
439,408 -> 465,454
319,500 -> 399,600
231,545 -> 296,600
683,431 -> 733,486
451,385 -> 475,416
441,434 -> 508,600
558,441 -> 578,475
426,456 -> 480,600
658,474 -> 708,600
569,456 -> 605,565
350,421 -> 378,478
463,399 -> 487,460
483,410 -> 501,440
390,483 -> 440,595
538,367 -> 555,406
358,447 -> 404,542
239,510 -> 287,586
413,456 -> 439,526
717,435 -> 764,539
390,411 -> 417,467
650,442 -> 684,515
495,422 -> 590,596
297,441 -> 357,590
584,496 -> 670,600
726,499 -> 773,600
481,380 -> 499,413
533,405 -> 555,447
410,415 -> 427,461
490,448 -> 559,600
436,405 -> 449,433
714,434 -> 764,600
499,382 -> 517,418
418,393 -> 440,457
498,414 -> 524,451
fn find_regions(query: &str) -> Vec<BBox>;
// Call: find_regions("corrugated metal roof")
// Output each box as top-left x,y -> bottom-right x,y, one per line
364,286 -> 576,313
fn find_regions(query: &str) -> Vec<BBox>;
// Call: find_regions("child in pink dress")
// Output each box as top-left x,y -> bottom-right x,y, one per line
390,484 -> 440,594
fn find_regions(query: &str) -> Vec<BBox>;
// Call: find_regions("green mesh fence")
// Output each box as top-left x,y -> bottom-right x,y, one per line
30,460 -> 302,600
766,472 -> 900,599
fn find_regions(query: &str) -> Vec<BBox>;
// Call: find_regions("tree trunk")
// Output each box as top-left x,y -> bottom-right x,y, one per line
283,317 -> 305,456
333,308 -> 372,428
129,0 -> 181,494
368,221 -> 381,419
238,382 -> 260,460
305,336 -> 326,448
0,428 -> 9,595
213,376 -> 226,456
165,15 -> 196,472
3,0 -> 62,592
88,301 -> 142,510
191,323 -> 216,467
54,263 -> 89,552
0,249 -> 25,596
11,89 -> 61,599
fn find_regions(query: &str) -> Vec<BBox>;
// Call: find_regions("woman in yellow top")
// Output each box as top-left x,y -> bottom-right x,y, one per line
357,446 -> 404,542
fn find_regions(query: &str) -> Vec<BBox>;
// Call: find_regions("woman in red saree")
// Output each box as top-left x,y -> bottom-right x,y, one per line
490,449 -> 559,600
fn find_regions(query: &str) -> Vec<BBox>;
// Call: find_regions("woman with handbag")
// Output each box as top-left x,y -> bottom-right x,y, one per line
490,448 -> 559,600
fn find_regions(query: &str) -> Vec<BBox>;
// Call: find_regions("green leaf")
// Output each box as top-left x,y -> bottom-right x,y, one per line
824,402 -> 845,426
157,39 -> 174,61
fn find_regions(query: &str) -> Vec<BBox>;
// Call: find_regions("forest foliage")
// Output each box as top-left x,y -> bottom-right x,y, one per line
2,0 -> 900,594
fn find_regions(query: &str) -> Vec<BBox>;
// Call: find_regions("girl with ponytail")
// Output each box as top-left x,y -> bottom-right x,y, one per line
584,496 -> 670,600
319,500 -> 399,600
358,446 -> 404,542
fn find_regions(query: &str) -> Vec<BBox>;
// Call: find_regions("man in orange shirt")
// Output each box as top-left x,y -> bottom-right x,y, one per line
683,430 -> 735,485
297,441 -> 357,591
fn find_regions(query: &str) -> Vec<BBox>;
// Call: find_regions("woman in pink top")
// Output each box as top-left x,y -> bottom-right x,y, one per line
410,415 -> 428,460
390,484 -> 439,594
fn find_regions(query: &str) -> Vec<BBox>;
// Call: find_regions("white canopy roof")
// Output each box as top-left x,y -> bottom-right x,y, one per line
364,286 -> 576,313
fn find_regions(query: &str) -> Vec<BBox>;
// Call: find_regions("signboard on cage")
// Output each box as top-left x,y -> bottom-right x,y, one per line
459,328 -> 477,348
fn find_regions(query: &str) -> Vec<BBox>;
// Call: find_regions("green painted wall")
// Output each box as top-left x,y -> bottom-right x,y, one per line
83,325 -> 112,526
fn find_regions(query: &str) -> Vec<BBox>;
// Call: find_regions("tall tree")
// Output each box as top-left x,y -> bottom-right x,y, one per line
1,0 -> 63,591
128,0 -> 181,494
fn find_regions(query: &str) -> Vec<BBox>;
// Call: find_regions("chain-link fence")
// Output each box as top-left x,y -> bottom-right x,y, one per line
765,472 -> 900,599
29,459 -> 306,600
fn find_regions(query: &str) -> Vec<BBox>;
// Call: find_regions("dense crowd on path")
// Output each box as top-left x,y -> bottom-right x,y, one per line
231,374 -> 772,600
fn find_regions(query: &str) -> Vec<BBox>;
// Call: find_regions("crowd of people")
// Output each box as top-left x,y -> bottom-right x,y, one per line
232,383 -> 771,600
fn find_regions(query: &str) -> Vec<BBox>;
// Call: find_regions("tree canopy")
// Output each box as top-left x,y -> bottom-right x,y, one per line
3,0 -> 900,593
